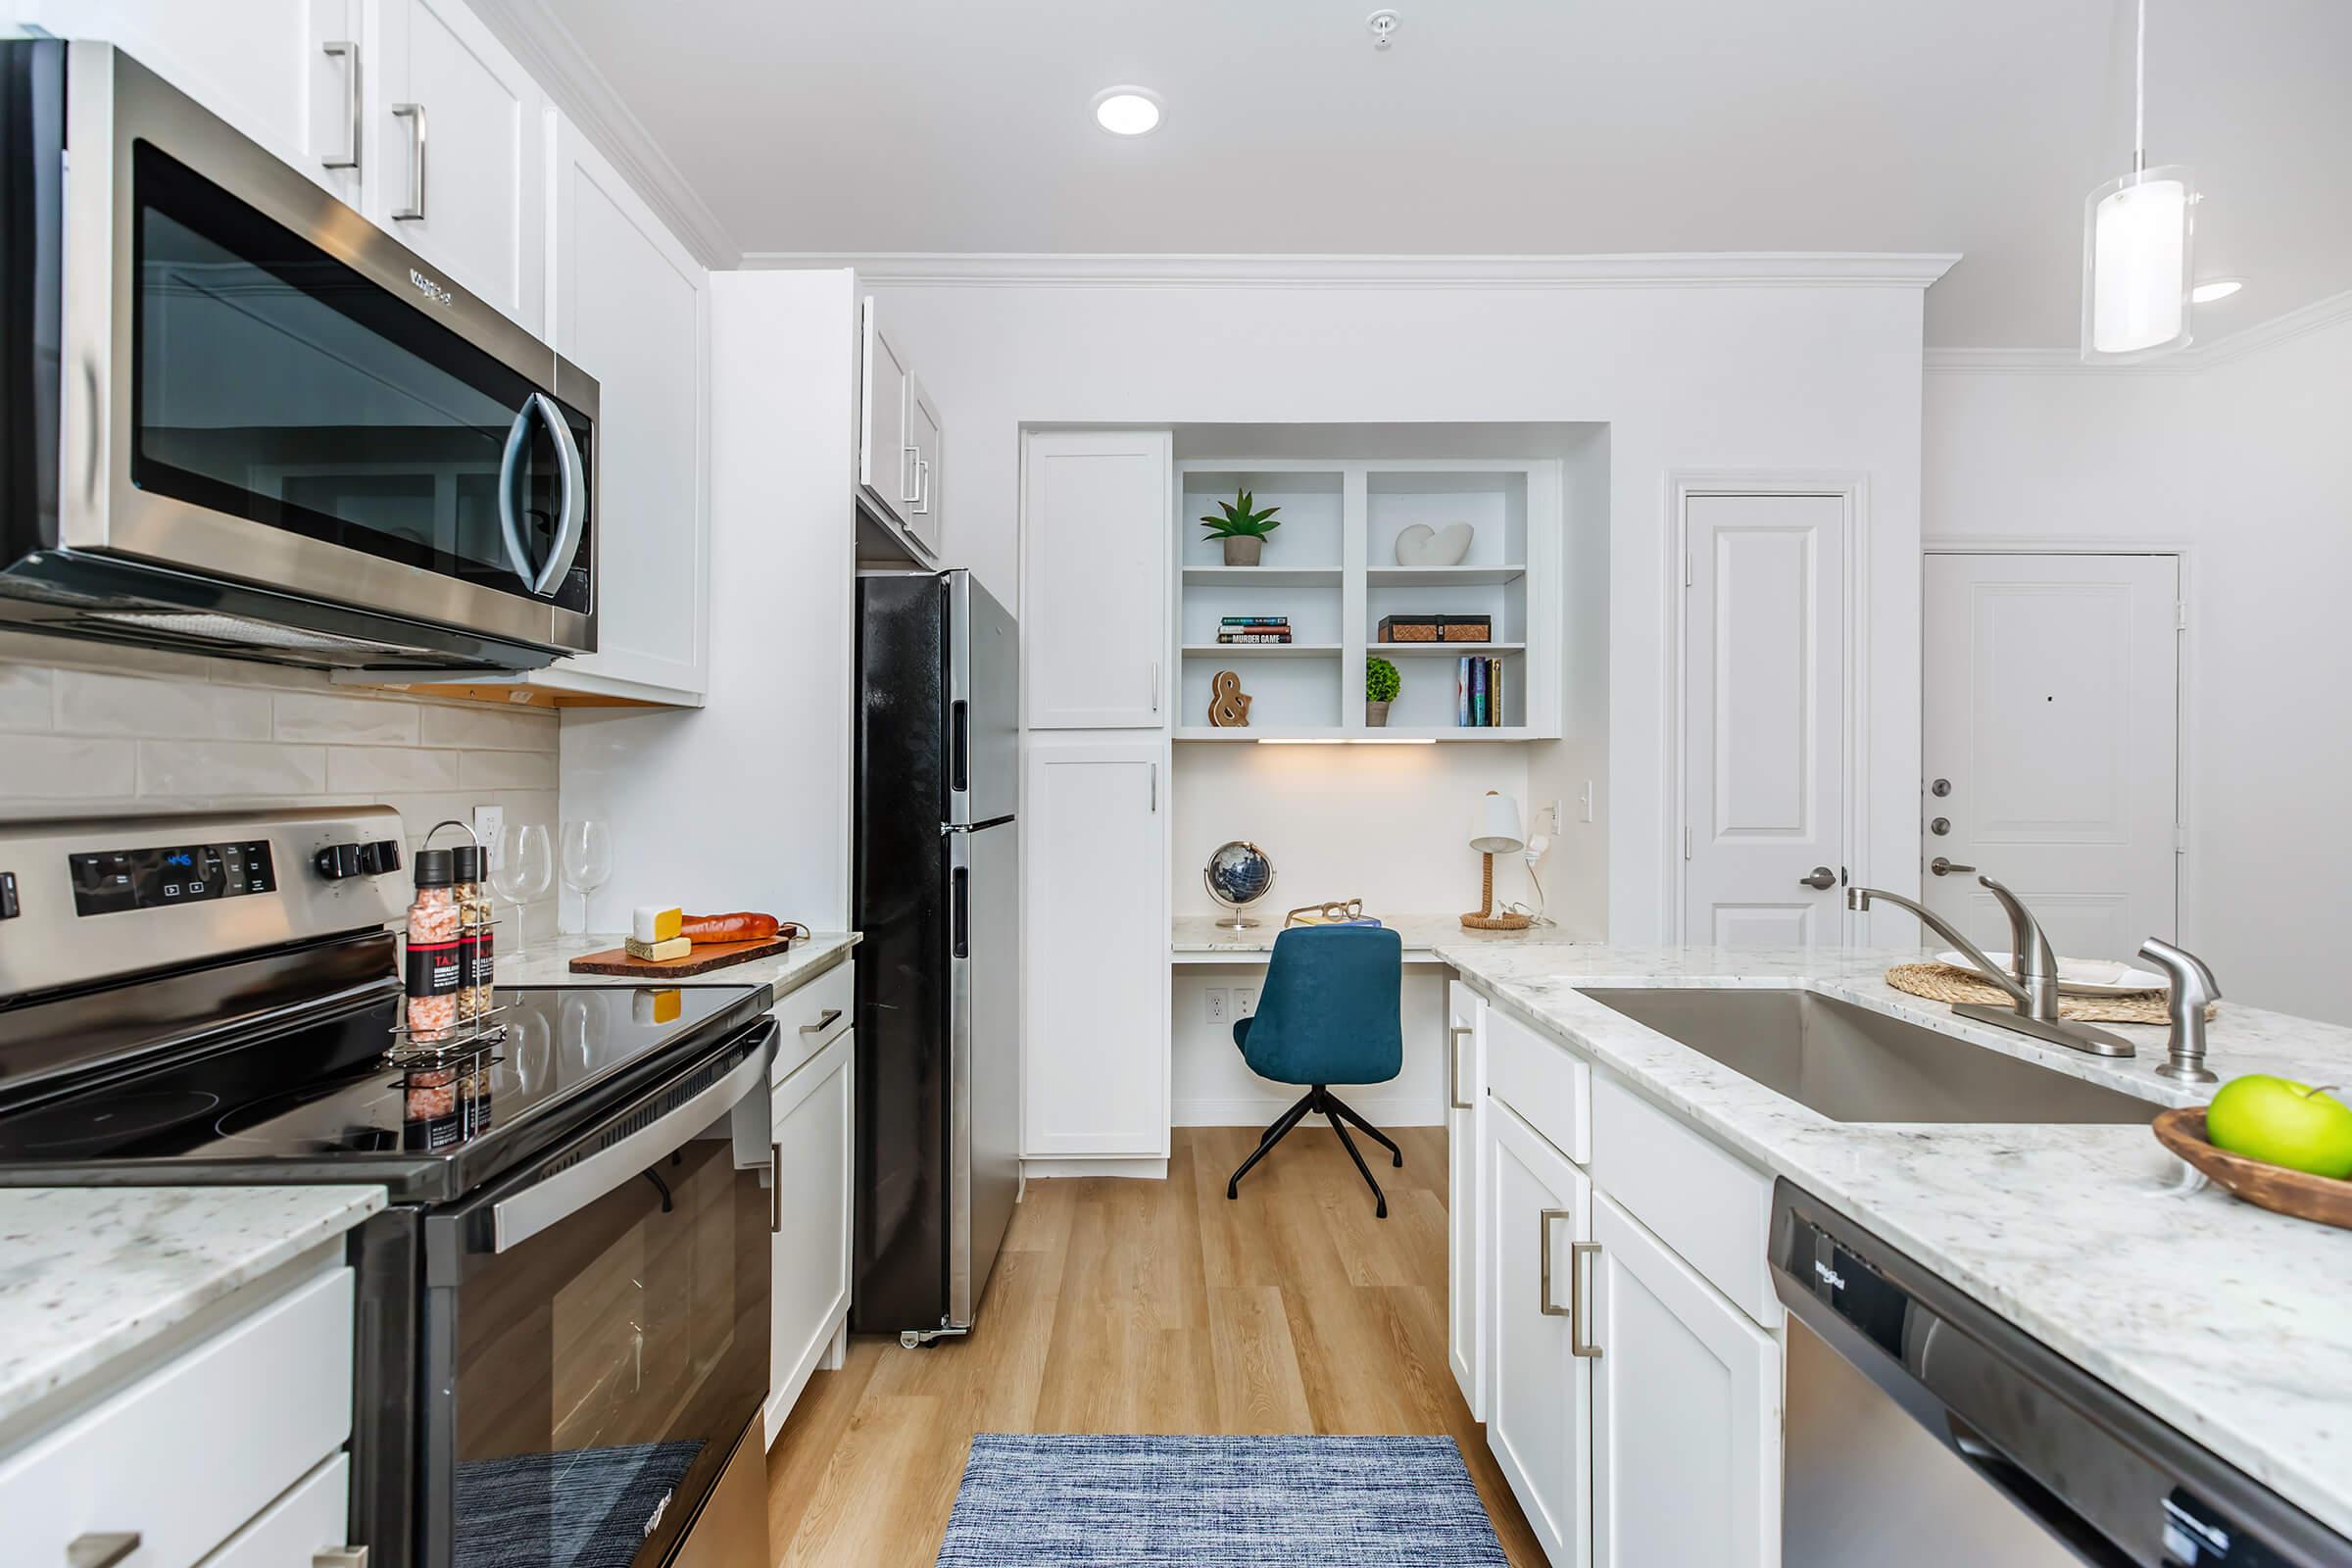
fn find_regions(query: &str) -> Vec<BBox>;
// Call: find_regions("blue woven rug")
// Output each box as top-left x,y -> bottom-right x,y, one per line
936,1434 -> 1507,1566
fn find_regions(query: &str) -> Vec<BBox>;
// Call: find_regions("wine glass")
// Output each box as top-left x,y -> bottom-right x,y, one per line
489,822 -> 553,952
559,818 -> 614,947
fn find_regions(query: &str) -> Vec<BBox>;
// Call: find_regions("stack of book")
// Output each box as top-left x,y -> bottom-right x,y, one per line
1216,615 -> 1292,645
1455,657 -> 1508,727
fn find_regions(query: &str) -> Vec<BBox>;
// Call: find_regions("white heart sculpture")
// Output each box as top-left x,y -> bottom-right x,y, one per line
1394,521 -> 1475,567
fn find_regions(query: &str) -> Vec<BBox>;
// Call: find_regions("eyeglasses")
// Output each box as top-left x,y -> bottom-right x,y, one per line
1285,898 -> 1367,927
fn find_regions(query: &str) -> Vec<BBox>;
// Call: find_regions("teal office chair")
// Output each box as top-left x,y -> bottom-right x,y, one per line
1226,924 -> 1406,1217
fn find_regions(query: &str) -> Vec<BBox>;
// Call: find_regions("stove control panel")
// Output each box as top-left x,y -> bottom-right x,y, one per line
70,841 -> 276,916
314,839 -> 403,881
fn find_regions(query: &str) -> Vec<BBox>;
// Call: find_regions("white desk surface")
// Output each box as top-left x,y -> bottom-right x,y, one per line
1171,912 -> 1576,962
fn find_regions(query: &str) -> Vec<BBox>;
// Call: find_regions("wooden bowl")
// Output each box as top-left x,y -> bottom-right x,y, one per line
2152,1106 -> 2352,1231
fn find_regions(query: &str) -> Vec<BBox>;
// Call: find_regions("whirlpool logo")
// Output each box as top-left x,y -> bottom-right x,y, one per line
409,268 -> 454,307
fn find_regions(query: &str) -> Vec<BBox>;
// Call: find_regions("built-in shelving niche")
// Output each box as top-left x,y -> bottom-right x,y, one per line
1175,460 -> 1557,741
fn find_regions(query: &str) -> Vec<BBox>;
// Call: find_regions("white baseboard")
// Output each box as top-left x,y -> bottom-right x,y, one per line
1021,1156 -> 1170,1180
1174,1094 -> 1441,1129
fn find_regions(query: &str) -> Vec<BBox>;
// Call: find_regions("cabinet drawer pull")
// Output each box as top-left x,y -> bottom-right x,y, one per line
1448,1024 -> 1474,1110
391,102 -> 426,220
801,1007 -> 844,1035
1571,1241 -> 1602,1358
770,1141 -> 784,1233
1537,1207 -> 1572,1317
321,41 -> 361,171
67,1536 -> 140,1568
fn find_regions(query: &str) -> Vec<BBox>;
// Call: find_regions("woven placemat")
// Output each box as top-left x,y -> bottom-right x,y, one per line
1886,961 -> 2216,1026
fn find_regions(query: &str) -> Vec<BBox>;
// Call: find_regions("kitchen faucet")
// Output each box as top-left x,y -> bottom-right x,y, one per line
1847,875 -> 2135,1058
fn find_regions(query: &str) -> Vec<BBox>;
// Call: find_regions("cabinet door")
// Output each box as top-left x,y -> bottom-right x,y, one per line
1446,979 -> 1486,1418
371,0 -> 545,330
858,300 -> 914,531
906,371 -> 945,558
1023,740 -> 1168,1156
1591,1191 -> 1781,1568
1485,1102 -> 1592,1568
1022,431 -> 1171,729
767,1029 -> 854,1446
546,112 -> 710,698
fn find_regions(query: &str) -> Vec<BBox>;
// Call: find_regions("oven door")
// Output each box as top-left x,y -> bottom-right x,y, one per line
57,42 -> 597,656
421,1022 -> 776,1568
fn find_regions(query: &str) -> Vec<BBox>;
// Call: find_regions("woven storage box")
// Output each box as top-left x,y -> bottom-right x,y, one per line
1377,614 -> 1493,644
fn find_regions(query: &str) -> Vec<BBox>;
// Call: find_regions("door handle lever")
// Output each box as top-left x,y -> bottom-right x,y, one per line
1930,858 -> 1978,877
1799,866 -> 1838,890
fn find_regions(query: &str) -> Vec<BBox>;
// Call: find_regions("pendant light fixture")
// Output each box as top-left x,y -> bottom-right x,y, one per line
2082,0 -> 2195,361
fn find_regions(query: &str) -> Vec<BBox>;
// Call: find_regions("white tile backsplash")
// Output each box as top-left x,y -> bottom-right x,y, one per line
0,734 -> 137,800
0,665 -> 50,729
53,670 -> 274,740
324,745 -> 463,794
138,740 -> 329,797
459,749 -> 559,791
270,691 -> 422,746
419,702 -> 557,752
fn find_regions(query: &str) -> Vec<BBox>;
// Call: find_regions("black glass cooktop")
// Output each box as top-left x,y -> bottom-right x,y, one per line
0,984 -> 765,1200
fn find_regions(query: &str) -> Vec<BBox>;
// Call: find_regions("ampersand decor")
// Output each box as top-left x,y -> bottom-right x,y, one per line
1207,669 -> 1252,728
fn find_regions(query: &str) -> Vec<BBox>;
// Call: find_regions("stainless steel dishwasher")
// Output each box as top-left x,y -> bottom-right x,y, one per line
1769,1180 -> 2346,1567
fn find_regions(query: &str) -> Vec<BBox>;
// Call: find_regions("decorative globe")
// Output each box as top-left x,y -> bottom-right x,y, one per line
1204,840 -> 1274,929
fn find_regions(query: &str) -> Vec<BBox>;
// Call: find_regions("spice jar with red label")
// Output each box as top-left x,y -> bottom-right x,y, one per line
404,848 -> 463,1038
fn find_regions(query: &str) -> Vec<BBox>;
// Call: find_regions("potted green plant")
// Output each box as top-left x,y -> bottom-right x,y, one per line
1366,656 -> 1400,727
1200,489 -> 1282,566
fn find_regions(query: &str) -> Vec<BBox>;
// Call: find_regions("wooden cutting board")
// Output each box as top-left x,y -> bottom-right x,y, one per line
567,933 -> 795,978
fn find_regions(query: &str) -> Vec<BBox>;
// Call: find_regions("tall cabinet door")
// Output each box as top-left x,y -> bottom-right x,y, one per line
1446,980 -> 1486,1419
1022,740 -> 1168,1157
1591,1191 -> 1781,1568
547,111 -> 710,698
1485,1102 -> 1593,1568
1022,431 -> 1171,729
767,1029 -> 853,1446
368,0 -> 545,330
858,301 -> 915,531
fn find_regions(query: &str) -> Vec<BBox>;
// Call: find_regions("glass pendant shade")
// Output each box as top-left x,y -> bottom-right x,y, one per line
2082,165 -> 2195,361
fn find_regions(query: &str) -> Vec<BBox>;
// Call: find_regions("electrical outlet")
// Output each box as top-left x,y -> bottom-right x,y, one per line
471,805 -> 504,860
1204,988 -> 1229,1025
1234,987 -> 1258,1019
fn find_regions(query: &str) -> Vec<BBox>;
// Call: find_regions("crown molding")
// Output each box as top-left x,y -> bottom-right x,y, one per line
465,0 -> 740,271
738,251 -> 1961,290
1925,287 -> 2352,375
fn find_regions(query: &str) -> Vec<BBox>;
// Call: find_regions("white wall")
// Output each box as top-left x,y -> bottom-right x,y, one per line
1923,305 -> 2352,1022
860,274 -> 1933,938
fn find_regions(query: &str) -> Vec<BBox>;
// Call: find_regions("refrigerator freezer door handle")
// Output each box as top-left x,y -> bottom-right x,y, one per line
952,865 -> 970,959
951,699 -> 968,795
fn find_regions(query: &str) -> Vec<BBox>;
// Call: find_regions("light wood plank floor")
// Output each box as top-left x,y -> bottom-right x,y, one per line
765,1123 -> 1544,1566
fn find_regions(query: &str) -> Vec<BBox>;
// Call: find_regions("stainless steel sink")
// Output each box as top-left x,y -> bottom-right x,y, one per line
1575,988 -> 2158,1125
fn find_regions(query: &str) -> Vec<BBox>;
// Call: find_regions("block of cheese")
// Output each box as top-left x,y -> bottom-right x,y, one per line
631,905 -> 683,944
624,934 -> 692,962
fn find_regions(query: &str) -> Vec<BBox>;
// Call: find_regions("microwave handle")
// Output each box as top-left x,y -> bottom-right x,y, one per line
536,398 -> 588,597
495,400 -> 539,589
480,1037 -> 771,1254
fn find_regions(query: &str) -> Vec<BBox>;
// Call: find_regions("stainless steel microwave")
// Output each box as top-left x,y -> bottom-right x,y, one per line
0,39 -> 597,671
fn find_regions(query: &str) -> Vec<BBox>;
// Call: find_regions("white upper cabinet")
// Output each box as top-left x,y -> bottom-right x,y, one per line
906,370 -> 945,560
544,109 -> 710,700
858,302 -> 915,527
1022,430 -> 1172,729
367,0 -> 545,331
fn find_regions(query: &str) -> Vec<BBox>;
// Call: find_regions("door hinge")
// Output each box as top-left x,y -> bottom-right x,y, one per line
1683,549 -> 1693,589
2174,823 -> 2188,855
1683,826 -> 1692,860
2175,601 -> 2188,631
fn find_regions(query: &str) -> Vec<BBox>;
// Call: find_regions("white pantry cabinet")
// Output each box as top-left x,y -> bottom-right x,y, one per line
1446,979 -> 1486,1418
1021,430 -> 1173,730
766,1022 -> 854,1446
1590,1191 -> 1781,1568
366,0 -> 546,330
1484,1101 -> 1593,1568
1022,738 -> 1169,1158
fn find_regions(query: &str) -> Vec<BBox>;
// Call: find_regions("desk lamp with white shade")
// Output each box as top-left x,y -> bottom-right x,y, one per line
1461,790 -> 1533,931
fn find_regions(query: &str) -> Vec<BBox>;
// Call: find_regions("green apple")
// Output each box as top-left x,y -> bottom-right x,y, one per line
2205,1075 -> 2352,1180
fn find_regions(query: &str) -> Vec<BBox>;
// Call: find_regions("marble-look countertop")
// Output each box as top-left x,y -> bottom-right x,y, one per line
497,931 -> 859,1004
1173,912 -> 1565,956
0,1186 -> 385,1428
1434,941 -> 2352,1539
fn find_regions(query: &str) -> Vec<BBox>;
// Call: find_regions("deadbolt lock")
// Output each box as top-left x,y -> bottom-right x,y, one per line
1931,778 -> 1952,798
1930,817 -> 1951,836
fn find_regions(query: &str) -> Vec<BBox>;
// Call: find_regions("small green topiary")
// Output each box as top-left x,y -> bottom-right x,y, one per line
1199,490 -> 1284,540
1366,656 -> 1401,704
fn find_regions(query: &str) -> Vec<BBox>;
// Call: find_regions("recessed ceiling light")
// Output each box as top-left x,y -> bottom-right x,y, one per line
2191,278 -> 2245,304
1092,86 -> 1162,136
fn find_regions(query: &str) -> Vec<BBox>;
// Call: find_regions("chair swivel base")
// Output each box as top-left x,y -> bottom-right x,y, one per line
1227,1085 -> 1403,1218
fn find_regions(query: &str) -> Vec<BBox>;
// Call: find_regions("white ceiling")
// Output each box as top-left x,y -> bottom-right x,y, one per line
542,0 -> 2350,348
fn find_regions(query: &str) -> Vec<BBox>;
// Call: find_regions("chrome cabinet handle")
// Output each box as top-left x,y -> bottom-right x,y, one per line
770,1142 -> 784,1233
1150,661 -> 1160,714
391,102 -> 426,220
914,457 -> 933,515
321,42 -> 361,171
901,443 -> 921,506
1447,1024 -> 1474,1110
67,1536 -> 140,1568
1149,761 -> 1158,813
801,1007 -> 843,1035
1571,1242 -> 1602,1358
1538,1208 -> 1571,1317
1799,865 -> 1838,890
1930,858 -> 1978,877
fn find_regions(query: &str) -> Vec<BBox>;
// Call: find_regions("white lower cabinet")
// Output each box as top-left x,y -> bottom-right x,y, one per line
1589,1191 -> 1781,1568
767,1026 -> 854,1446
1484,1102 -> 1593,1568
1446,980 -> 1486,1418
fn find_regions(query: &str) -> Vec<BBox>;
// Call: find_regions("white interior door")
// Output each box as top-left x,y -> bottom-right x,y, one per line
1923,553 -> 2180,960
1682,493 -> 1849,946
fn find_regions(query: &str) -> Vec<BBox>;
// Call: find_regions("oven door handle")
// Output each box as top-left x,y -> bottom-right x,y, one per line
485,1043 -> 770,1255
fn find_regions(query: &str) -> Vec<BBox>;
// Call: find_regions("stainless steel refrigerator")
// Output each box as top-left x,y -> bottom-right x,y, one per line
852,569 -> 1020,1345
